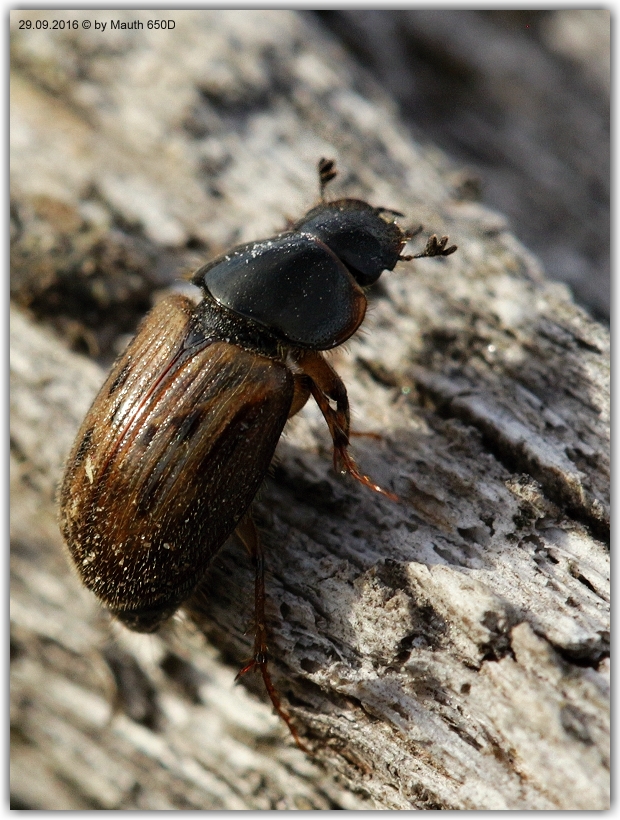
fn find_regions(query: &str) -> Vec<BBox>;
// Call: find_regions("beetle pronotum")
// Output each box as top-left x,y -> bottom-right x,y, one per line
60,159 -> 456,749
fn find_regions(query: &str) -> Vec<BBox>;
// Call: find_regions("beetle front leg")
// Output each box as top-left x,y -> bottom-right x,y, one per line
295,352 -> 398,501
234,514 -> 308,753
288,373 -> 312,419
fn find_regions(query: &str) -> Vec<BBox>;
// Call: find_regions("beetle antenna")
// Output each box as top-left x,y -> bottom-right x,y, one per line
318,157 -> 337,201
413,234 -> 458,258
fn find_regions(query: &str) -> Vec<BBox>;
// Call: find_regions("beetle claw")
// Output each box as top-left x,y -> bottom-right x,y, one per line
336,444 -> 399,502
235,659 -> 256,681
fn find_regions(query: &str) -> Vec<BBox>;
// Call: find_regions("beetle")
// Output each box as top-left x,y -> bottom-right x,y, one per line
59,159 -> 456,749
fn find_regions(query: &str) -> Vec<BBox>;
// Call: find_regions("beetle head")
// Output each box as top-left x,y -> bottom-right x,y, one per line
294,198 -> 407,287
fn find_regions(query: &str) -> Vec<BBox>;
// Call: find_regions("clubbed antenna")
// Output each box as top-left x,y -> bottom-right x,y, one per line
318,157 -> 337,200
413,234 -> 458,259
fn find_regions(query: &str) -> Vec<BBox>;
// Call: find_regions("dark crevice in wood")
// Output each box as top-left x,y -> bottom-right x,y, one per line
550,637 -> 610,669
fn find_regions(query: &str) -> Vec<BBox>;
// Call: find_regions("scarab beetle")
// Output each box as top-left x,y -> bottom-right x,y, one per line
59,159 -> 456,748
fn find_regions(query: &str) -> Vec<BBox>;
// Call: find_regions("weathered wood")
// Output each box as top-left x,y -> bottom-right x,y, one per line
10,9 -> 609,810
318,9 -> 610,319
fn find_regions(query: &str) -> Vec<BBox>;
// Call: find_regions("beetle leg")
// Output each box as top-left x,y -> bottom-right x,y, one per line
288,373 -> 312,419
234,514 -> 308,752
295,352 -> 398,501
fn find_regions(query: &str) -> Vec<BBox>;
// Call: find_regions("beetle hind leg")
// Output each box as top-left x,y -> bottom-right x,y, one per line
234,515 -> 308,753
295,352 -> 398,502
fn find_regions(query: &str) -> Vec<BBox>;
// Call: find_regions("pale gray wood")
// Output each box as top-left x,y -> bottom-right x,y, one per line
319,9 -> 610,318
10,9 -> 609,810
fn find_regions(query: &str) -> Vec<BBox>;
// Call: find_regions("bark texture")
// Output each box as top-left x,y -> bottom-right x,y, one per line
10,10 -> 609,810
